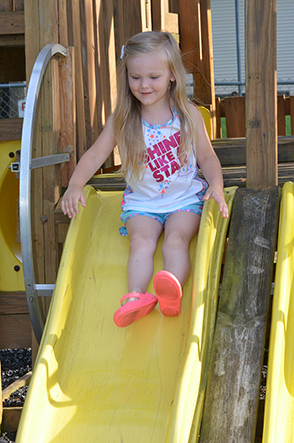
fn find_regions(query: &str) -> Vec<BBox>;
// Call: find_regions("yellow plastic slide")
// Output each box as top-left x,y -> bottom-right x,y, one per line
0,140 -> 25,291
16,185 -> 236,443
262,181 -> 294,443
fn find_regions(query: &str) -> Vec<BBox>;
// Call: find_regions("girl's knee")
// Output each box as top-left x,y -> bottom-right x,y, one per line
162,230 -> 188,252
129,232 -> 158,254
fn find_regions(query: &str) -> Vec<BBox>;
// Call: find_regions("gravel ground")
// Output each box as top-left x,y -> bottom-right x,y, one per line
1,349 -> 32,390
0,348 -> 32,443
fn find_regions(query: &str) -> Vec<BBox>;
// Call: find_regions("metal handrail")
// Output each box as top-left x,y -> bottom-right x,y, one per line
19,43 -> 67,343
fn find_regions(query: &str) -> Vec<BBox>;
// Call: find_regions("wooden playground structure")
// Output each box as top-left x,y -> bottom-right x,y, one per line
0,0 -> 294,441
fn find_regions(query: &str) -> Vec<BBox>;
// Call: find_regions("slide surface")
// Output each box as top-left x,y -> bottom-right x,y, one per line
16,185 -> 235,443
263,181 -> 294,443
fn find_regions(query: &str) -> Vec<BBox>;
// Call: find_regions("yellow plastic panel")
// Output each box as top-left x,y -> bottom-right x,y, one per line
16,186 -> 236,443
263,182 -> 294,443
0,140 -> 24,291
198,106 -> 211,139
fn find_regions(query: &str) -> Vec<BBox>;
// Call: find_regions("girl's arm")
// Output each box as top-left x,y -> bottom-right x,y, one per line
61,114 -> 117,218
190,105 -> 229,218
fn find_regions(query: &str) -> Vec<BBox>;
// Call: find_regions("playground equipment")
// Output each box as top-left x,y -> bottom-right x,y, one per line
2,0 -> 294,441
15,186 -> 235,442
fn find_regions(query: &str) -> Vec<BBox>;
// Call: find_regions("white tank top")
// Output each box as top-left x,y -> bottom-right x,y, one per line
121,110 -> 208,213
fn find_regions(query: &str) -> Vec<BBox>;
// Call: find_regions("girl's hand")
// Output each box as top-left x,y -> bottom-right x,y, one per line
61,185 -> 87,218
203,185 -> 229,218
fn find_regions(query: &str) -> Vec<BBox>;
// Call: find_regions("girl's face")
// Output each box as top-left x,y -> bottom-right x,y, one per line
126,49 -> 175,110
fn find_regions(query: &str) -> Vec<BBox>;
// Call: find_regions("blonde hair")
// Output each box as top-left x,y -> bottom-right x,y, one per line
113,31 -> 198,181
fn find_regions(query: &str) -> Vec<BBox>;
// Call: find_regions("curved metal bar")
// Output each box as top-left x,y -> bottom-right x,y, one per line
19,44 -> 67,343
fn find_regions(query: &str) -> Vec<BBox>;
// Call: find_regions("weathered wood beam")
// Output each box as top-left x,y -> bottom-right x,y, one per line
199,187 -> 280,443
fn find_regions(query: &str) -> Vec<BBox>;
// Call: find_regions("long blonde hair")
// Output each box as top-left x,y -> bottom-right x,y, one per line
113,31 -> 198,181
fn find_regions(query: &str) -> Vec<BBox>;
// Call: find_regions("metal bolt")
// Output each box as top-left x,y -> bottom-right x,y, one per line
14,265 -> 20,272
39,215 -> 49,224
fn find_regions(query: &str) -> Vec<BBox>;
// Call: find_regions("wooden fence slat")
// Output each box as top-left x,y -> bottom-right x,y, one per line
224,96 -> 246,138
277,94 -> 286,135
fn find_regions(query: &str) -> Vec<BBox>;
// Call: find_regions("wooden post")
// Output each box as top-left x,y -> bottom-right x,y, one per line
199,187 -> 280,443
246,0 -> 278,188
178,0 -> 216,137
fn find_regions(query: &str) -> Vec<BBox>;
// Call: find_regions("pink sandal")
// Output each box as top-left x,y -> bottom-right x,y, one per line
153,271 -> 182,316
113,292 -> 158,327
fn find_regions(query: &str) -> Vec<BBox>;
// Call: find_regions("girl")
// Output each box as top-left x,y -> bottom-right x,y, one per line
61,31 -> 228,328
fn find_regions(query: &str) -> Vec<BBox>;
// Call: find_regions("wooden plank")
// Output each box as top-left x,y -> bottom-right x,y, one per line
277,94 -> 286,135
224,96 -> 246,138
0,11 -> 24,35
80,0 -> 99,147
0,119 -> 22,140
214,97 -> 221,138
2,407 -> 22,434
198,0 -> 216,137
0,292 -> 28,315
71,0 -> 87,160
165,12 -> 178,33
59,47 -> 76,187
15,1 -> 24,11
2,371 -> 31,401
40,0 -> 60,287
0,34 -> 24,46
212,136 -> 294,166
0,1 -> 24,12
88,163 -> 294,191
245,0 -> 277,188
150,0 -> 162,31
0,314 -> 31,349
199,187 -> 280,443
178,0 -> 200,72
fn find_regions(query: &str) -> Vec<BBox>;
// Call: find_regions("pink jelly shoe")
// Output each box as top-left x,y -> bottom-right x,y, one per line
153,271 -> 182,316
113,292 -> 158,327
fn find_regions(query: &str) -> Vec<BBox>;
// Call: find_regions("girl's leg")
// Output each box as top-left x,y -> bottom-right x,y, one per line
162,212 -> 201,286
126,215 -> 163,294
113,215 -> 163,327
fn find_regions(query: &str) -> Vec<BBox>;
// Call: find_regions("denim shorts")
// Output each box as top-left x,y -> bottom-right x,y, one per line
119,202 -> 203,236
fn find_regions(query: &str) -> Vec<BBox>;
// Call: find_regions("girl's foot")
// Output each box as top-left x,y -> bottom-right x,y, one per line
153,271 -> 182,316
113,292 -> 158,327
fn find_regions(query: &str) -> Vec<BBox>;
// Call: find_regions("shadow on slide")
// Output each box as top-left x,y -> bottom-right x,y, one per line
16,185 -> 236,443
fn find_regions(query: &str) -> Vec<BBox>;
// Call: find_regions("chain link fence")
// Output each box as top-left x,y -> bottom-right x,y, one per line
215,79 -> 294,99
0,83 -> 26,119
